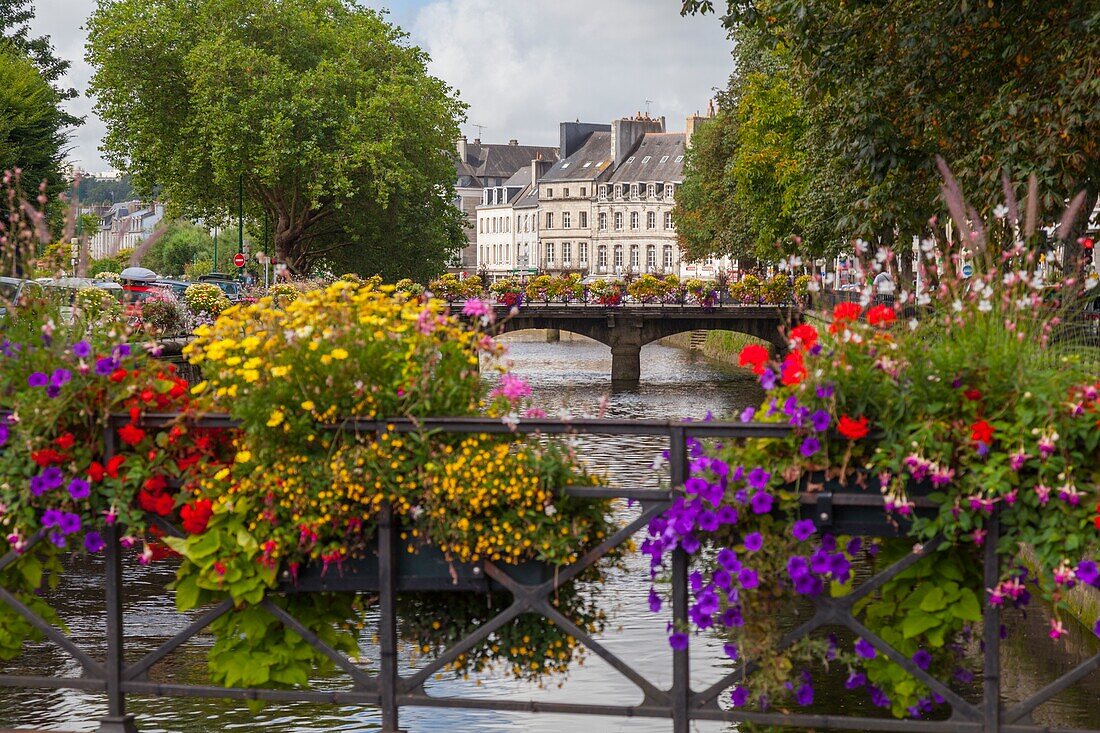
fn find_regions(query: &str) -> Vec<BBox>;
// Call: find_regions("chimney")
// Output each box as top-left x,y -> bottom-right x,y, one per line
685,108 -> 710,149
456,135 -> 468,163
508,139 -> 518,146
707,98 -> 716,117
611,115 -> 664,168
531,156 -> 552,189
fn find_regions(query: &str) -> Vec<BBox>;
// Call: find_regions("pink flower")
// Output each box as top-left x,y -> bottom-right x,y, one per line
416,307 -> 437,335
972,528 -> 987,546
1008,449 -> 1027,471
490,373 -> 532,403
1034,484 -> 1052,505
1058,483 -> 1082,506
1037,431 -> 1058,458
1049,619 -> 1066,640
987,586 -> 1005,606
461,298 -> 495,324
1053,561 -> 1076,587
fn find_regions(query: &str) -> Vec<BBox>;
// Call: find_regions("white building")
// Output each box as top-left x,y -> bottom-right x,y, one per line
90,201 -> 165,259
474,158 -> 552,280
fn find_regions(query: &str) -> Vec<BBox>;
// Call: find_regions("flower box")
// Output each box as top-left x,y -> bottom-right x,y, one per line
280,541 -> 553,594
795,472 -> 938,537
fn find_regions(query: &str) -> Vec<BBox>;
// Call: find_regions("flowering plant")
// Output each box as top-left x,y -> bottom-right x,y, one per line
176,282 -> 618,688
683,277 -> 719,306
489,276 -> 523,306
394,277 -> 425,299
140,287 -> 191,336
588,278 -> 625,306
182,283 -> 230,318
626,273 -> 664,303
74,286 -> 123,325
428,273 -> 482,300
266,282 -> 299,305
646,206 -> 1099,718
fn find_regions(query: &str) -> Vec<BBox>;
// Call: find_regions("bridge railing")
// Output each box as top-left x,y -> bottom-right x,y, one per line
0,414 -> 1096,733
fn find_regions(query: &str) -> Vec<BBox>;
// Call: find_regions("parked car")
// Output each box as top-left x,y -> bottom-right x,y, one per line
0,277 -> 45,316
198,273 -> 244,301
155,279 -> 191,298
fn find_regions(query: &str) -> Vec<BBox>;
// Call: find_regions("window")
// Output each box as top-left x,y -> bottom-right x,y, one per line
505,217 -> 510,233
664,246 -> 674,269
665,184 -> 675,201
563,212 -> 571,229
647,245 -> 656,268
598,185 -> 609,201
546,212 -> 554,229
580,187 -> 587,197
597,246 -> 607,268
641,156 -> 651,164
630,212 -> 639,230
582,162 -> 592,168
675,155 -> 684,163
563,188 -> 570,198
626,156 -> 635,163
660,155 -> 669,164
598,212 -> 607,231
546,242 -> 555,265
614,212 -> 623,231
561,162 -> 570,169
516,215 -> 521,231
614,184 -> 623,200
647,211 -> 656,229
665,212 -> 674,229
579,242 -> 588,265
630,245 -> 640,268
647,183 -> 657,198
562,242 -> 572,265
614,245 -> 624,269
579,211 -> 587,228
630,183 -> 639,199
524,215 -> 530,232
546,188 -> 553,198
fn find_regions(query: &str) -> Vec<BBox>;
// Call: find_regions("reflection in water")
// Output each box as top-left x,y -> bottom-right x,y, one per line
1,336 -> 1095,732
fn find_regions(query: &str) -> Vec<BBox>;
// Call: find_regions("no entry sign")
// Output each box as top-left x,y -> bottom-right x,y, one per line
233,253 -> 246,268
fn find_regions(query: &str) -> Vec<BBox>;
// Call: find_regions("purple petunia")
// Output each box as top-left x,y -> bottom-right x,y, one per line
41,467 -> 64,490
743,532 -> 763,552
730,685 -> 749,707
0,422 -> 7,448
46,384 -> 61,399
846,537 -> 863,556
749,491 -> 773,515
792,519 -> 817,542
50,368 -> 72,387
1076,560 -> 1098,588
794,680 -> 814,706
72,340 -> 91,358
668,632 -> 689,650
855,638 -> 877,659
30,475 -> 49,496
27,372 -> 48,387
760,368 -> 777,390
913,649 -> 932,671
717,547 -> 741,572
42,508 -> 62,527
95,357 -> 116,376
112,344 -> 131,359
648,587 -> 662,613
723,643 -> 739,660
746,467 -> 771,490
68,478 -> 91,500
844,672 -> 866,689
738,568 -> 759,589
800,436 -> 821,457
58,512 -> 81,535
810,410 -> 831,432
815,383 -> 835,399
739,406 -> 756,423
84,531 -> 105,553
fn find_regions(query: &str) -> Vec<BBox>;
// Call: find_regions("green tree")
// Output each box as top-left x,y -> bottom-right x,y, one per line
87,0 -> 467,278
0,0 -> 79,125
140,221 -> 213,277
0,48 -> 67,190
680,0 -> 1100,271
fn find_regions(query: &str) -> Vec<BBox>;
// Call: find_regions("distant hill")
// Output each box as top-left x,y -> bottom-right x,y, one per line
75,174 -> 134,205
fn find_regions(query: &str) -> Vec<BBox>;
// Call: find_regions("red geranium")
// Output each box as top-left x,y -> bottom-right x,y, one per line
833,302 -> 861,322
789,324 -> 819,350
31,448 -> 68,467
837,415 -> 870,440
109,368 -> 128,383
866,305 -> 897,327
54,433 -> 76,450
970,420 -> 994,445
118,422 -> 146,446
781,350 -> 807,386
738,344 -> 770,375
963,388 -> 982,402
180,499 -> 214,535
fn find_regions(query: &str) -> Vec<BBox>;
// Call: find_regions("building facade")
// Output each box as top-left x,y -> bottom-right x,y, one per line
90,201 -> 165,260
474,159 -> 552,280
454,137 -> 557,271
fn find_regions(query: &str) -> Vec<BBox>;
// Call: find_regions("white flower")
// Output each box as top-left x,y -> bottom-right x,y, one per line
1085,275 -> 1098,291
908,318 -> 919,330
980,285 -> 994,298
855,238 -> 869,253
544,504 -> 557,517
978,300 -> 993,312
789,255 -> 803,267
993,204 -> 1008,219
917,292 -> 932,306
952,299 -> 963,312
808,280 -> 821,292
874,248 -> 889,263
920,238 -> 935,253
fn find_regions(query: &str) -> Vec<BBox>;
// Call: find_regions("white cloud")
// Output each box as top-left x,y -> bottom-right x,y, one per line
412,0 -> 732,145
30,0 -> 732,170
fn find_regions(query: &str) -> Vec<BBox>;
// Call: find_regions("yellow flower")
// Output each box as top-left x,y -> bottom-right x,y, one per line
271,365 -> 290,378
267,410 -> 285,427
331,348 -> 349,360
236,450 -> 252,464
301,400 -> 315,412
190,380 -> 208,395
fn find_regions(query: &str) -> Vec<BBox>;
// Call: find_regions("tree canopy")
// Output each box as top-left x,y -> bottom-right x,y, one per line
0,0 -> 79,126
678,0 -> 1100,270
87,0 -> 468,280
0,48 -> 68,191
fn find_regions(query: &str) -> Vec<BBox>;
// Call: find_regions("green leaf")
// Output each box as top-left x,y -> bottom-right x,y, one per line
902,612 -> 941,638
174,574 -> 200,611
951,590 -> 982,622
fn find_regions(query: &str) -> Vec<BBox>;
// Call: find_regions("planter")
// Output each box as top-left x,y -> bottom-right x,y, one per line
794,472 -> 937,537
280,540 -> 553,594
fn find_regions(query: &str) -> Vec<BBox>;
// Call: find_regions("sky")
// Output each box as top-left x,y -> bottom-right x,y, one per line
29,0 -> 733,172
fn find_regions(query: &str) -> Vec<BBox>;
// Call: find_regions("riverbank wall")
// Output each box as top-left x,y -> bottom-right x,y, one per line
660,330 -> 764,366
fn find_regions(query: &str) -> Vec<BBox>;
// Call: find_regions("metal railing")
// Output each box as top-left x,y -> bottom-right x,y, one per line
0,414 -> 1096,733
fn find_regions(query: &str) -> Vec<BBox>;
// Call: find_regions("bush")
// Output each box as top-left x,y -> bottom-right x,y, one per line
74,287 -> 122,324
394,278 -> 425,298
489,277 -> 523,306
266,283 -> 300,306
141,288 -> 192,336
183,283 -> 230,319
738,273 -> 763,304
762,274 -> 793,304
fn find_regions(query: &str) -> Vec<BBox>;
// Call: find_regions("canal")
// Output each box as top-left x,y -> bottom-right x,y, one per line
0,334 -> 1096,732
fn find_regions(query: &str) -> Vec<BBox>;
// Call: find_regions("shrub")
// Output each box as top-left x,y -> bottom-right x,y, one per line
140,288 -> 192,336
74,287 -> 123,324
183,283 -> 230,318
266,283 -> 300,306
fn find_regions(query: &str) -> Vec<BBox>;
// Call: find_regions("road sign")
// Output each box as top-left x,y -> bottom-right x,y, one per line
233,253 -> 246,268
961,263 -> 973,278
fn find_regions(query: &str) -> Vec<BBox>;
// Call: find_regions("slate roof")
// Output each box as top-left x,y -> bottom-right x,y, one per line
539,132 -> 612,183
513,183 -> 539,210
607,133 -> 686,182
456,142 -> 558,184
503,166 -> 531,188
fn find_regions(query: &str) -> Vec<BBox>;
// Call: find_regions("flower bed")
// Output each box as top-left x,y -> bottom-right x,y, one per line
646,243 -> 1099,718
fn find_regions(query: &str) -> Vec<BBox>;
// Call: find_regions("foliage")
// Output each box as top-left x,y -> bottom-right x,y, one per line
0,48 -> 68,194
88,248 -> 134,277
645,209 -> 1099,717
87,0 -> 468,278
140,288 -> 191,336
74,286 -> 122,325
488,277 -> 522,307
74,174 -> 134,206
680,0 -> 1100,270
0,0 -> 78,125
266,283 -> 299,306
760,273 -> 792,305
182,283 -> 229,319
394,277 -> 425,299
587,278 -> 624,307
139,221 -> 214,277
682,277 -> 718,306
429,273 -> 481,301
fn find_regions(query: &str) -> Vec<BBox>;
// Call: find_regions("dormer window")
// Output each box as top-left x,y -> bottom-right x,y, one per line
613,184 -> 623,200
598,185 -> 609,201
630,183 -> 639,199
647,183 -> 656,198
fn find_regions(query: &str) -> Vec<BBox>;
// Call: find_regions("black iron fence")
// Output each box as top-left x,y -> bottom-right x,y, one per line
0,414 -> 1097,733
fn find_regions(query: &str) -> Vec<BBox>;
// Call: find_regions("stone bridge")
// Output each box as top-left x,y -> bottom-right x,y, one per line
488,304 -> 797,387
